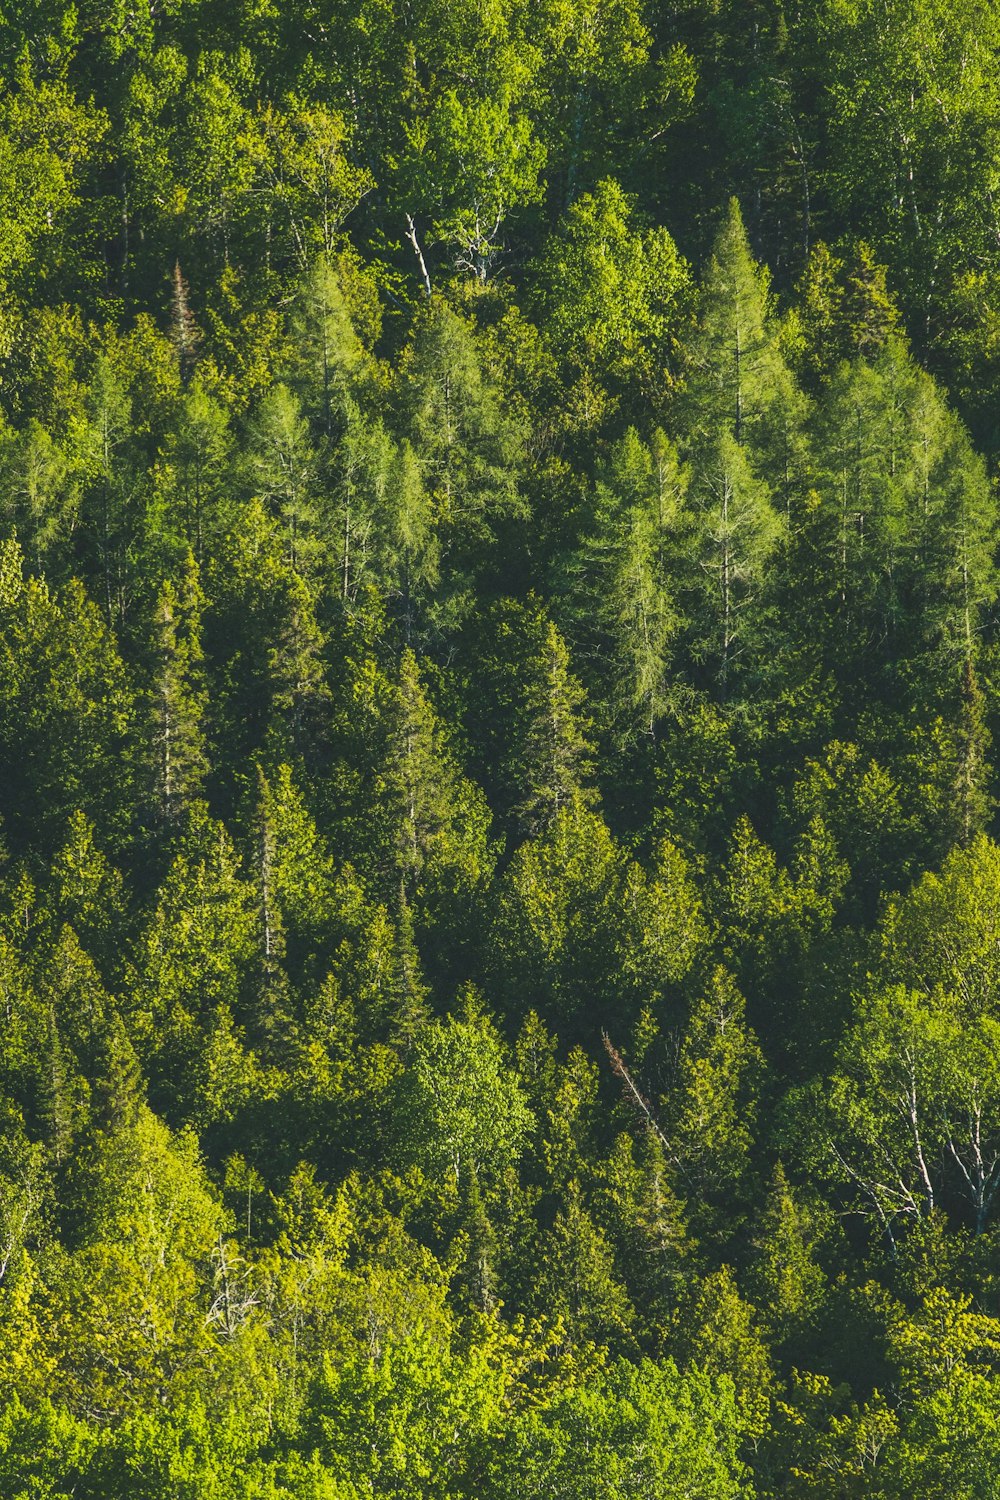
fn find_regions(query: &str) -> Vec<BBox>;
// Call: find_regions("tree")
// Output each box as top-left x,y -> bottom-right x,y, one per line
488,1358 -> 749,1500
567,428 -> 686,739
393,998 -> 534,1193
537,1178 -> 634,1349
749,1163 -> 829,1355
376,438 -> 439,642
76,353 -> 141,627
533,179 -> 690,408
820,983 -> 1000,1239
665,967 -> 766,1223
674,1266 -> 774,1444
159,377 -> 232,563
689,431 -> 784,703
144,555 -> 208,829
128,811 -> 256,1111
378,648 -> 491,893
50,1107 -> 224,1418
0,419 -> 75,578
289,252 -> 364,437
0,547 -> 135,853
403,301 -> 524,591
681,197 -> 790,451
514,621 -> 596,836
395,66 -> 546,284
490,806 -> 704,1033
249,384 -> 320,576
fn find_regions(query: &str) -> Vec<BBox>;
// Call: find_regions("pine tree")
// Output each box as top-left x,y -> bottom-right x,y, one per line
146,554 -> 208,829
514,622 -> 596,837
387,886 -> 431,1053
251,766 -> 296,1060
290,253 -> 363,436
382,648 -> 469,887
682,198 -> 787,450
250,384 -> 320,576
690,433 -> 784,703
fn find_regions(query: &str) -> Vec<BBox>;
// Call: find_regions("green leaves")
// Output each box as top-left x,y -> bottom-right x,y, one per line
392,1001 -> 534,1192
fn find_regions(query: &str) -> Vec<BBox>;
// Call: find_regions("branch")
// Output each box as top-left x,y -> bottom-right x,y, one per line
601,1031 -> 681,1169
405,214 -> 432,298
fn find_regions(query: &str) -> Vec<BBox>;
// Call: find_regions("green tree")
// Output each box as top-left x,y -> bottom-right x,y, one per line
249,383 -> 320,576
393,998 -> 534,1192
689,431 -> 784,703
489,1357 -> 748,1500
144,556 -> 208,829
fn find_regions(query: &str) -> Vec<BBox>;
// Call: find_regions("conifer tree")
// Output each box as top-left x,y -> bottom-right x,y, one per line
250,766 -> 296,1060
380,437 -> 439,642
40,1007 -> 76,1165
749,1163 -> 827,1353
0,419 -> 74,578
92,1014 -> 144,1132
327,410 -> 392,605
690,433 -> 784,703
250,384 -> 320,576
163,378 -> 232,562
455,1167 -> 499,1314
537,1179 -> 634,1350
951,657 -> 991,850
380,648 -> 488,891
78,354 -> 137,626
290,253 -> 363,436
570,428 -> 686,739
266,570 -> 330,761
146,554 -> 208,829
46,813 -> 126,980
682,198 -> 787,450
404,300 -> 523,585
514,621 -> 597,837
387,887 -> 431,1054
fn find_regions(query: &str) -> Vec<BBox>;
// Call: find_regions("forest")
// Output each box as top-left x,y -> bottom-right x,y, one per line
4,0 -> 1000,1494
